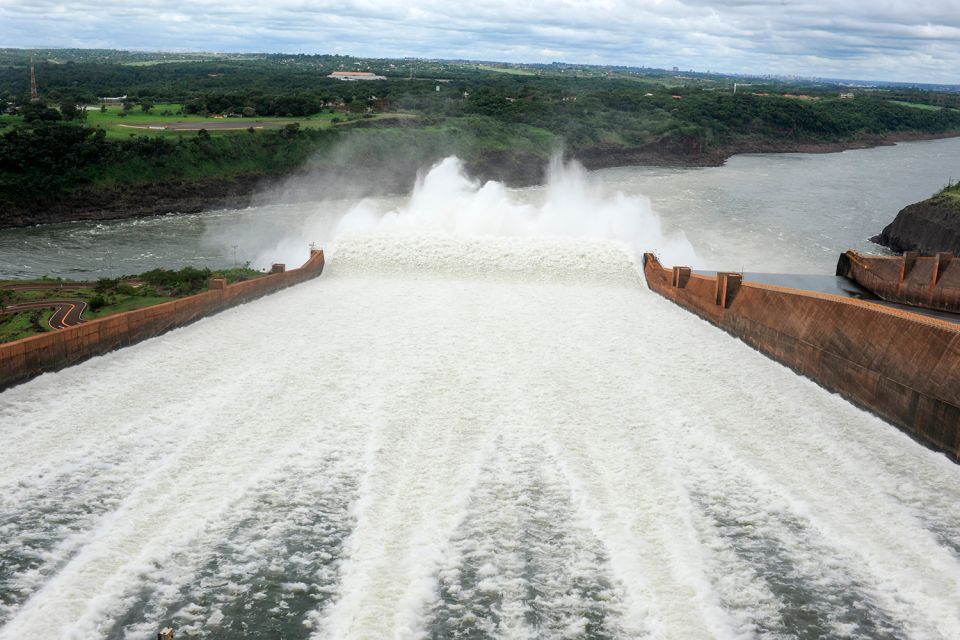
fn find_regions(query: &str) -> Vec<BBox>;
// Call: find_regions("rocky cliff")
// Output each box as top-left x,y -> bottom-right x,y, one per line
875,193 -> 960,255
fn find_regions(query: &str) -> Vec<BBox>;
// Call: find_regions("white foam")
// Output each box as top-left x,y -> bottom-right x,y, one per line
1,234 -> 959,640
243,155 -> 701,270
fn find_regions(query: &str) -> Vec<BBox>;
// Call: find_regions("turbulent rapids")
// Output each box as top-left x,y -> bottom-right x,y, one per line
1,159 -> 960,639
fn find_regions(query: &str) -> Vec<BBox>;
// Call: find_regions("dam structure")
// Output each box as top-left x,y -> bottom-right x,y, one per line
1,233 -> 960,639
643,252 -> 960,461
2,156 -> 960,639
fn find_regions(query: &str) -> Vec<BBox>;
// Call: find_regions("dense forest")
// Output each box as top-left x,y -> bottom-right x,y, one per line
2,49 -> 959,226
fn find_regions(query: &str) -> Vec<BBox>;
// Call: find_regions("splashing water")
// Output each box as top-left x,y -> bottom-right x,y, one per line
1,158 -> 960,640
252,156 -> 700,269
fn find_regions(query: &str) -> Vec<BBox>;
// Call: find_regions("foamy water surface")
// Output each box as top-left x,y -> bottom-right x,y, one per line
1,231 -> 958,639
2,151 -> 960,639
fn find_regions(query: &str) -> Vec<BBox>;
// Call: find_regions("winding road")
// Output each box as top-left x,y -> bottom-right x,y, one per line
2,299 -> 88,329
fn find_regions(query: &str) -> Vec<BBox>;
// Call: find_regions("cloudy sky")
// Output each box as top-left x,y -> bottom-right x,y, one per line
1,1 -> 958,83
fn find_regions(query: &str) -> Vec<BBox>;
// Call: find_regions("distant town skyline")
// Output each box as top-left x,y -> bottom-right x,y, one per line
2,0 -> 958,84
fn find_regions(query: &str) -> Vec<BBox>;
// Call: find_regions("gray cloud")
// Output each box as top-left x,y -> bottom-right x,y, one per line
1,0 -> 959,82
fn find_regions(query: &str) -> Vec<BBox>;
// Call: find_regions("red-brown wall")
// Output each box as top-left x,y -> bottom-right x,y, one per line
644,253 -> 960,461
0,250 -> 324,392
839,250 -> 960,313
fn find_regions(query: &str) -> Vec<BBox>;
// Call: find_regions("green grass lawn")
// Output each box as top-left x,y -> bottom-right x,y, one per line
121,59 -> 204,67
85,295 -> 175,318
3,106 -> 414,139
0,308 -> 53,342
938,182 -> 960,206
477,65 -> 536,76
888,100 -> 944,111
13,287 -> 89,301
85,104 -> 340,139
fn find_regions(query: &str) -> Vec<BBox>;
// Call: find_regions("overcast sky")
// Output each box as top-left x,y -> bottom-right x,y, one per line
2,1 -> 958,83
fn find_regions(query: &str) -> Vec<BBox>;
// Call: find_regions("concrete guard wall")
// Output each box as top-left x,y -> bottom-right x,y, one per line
644,253 -> 960,461
838,250 -> 960,313
0,250 -> 325,392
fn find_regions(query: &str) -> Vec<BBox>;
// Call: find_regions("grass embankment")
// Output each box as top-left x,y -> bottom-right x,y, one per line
0,266 -> 264,343
0,308 -> 53,342
888,100 -> 944,111
935,182 -> 960,208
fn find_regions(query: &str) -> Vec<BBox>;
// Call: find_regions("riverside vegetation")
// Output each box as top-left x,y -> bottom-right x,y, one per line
2,49 -> 960,227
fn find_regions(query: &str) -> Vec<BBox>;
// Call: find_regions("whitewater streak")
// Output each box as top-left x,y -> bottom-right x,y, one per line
1,160 -> 959,639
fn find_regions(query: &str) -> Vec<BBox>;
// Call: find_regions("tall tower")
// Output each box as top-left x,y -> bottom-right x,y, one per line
30,58 -> 39,102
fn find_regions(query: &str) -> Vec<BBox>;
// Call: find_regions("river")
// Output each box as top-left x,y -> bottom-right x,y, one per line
2,137 -> 960,279
0,141 -> 959,639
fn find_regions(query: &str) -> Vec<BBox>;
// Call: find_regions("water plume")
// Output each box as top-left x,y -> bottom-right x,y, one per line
331,155 -> 700,267
233,155 -> 700,270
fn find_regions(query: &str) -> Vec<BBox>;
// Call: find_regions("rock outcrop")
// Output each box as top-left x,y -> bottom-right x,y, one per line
875,195 -> 960,255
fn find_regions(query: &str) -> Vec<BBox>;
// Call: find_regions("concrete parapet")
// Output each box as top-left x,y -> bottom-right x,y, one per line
645,252 -> 960,461
0,249 -> 325,392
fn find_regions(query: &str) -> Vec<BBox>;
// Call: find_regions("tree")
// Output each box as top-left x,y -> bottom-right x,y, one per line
20,101 -> 61,123
94,277 -> 119,295
141,101 -> 154,113
122,101 -> 134,112
0,290 -> 13,311
59,101 -> 85,122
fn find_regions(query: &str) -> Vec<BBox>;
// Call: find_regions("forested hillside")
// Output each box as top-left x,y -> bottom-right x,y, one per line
2,49 -> 959,227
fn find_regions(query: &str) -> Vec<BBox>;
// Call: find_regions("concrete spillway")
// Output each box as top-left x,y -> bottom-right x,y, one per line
1,233 -> 959,639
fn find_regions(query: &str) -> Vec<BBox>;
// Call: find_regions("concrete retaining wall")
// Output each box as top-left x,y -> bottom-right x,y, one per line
838,250 -> 960,313
644,253 -> 960,461
0,250 -> 324,392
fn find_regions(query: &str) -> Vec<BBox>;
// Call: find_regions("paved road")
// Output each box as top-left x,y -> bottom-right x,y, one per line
2,299 -> 88,329
0,282 -> 95,291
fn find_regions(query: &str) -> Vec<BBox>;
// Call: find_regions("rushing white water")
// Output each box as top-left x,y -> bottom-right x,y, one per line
2,159 -> 960,640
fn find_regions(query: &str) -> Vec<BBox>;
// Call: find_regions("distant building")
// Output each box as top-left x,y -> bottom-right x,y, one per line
99,95 -> 128,104
839,92 -> 855,99
328,71 -> 386,81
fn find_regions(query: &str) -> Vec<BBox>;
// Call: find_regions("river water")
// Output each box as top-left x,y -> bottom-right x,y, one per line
2,137 -> 960,279
1,142 -> 960,640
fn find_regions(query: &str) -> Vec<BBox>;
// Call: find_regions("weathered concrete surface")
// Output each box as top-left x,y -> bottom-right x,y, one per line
838,250 -> 960,314
644,253 -> 960,461
0,250 -> 324,392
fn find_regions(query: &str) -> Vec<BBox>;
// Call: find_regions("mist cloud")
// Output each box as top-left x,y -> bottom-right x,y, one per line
2,0 -> 959,83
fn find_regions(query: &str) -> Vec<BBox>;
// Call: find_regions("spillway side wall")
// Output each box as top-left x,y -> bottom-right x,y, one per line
643,253 -> 960,461
0,250 -> 325,392
839,250 -> 960,313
